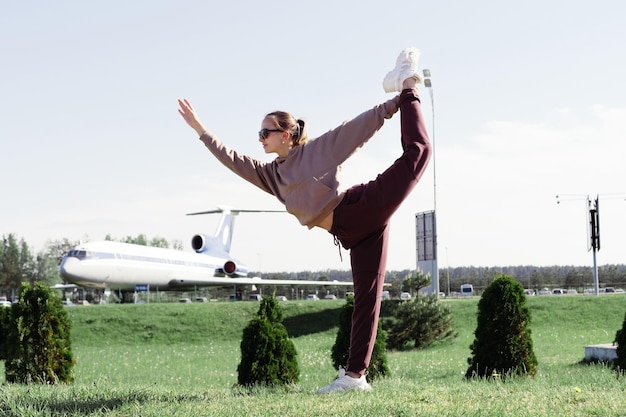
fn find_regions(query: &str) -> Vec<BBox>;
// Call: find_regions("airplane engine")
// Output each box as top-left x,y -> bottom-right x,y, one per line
223,260 -> 237,275
191,234 -> 212,253
215,259 -> 247,277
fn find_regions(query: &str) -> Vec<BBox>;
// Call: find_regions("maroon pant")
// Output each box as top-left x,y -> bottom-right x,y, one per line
329,89 -> 432,374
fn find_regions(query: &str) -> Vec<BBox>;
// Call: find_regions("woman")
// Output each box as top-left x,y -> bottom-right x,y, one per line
178,47 -> 431,393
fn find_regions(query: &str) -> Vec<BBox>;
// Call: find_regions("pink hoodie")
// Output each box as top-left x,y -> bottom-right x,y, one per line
198,95 -> 401,228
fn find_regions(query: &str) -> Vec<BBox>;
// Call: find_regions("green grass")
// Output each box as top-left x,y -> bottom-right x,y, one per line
1,296 -> 625,416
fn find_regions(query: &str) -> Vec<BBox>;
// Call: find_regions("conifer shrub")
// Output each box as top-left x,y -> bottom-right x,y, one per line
465,275 -> 537,380
330,295 -> 389,381
613,309 -> 626,375
386,295 -> 457,350
5,282 -> 75,384
237,296 -> 299,387
0,305 -> 11,360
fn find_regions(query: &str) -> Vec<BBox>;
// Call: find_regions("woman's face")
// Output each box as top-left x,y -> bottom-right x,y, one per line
259,117 -> 289,156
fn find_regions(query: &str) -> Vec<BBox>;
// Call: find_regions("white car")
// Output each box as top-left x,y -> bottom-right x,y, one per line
306,294 -> 319,301
0,300 -> 12,307
400,292 -> 412,300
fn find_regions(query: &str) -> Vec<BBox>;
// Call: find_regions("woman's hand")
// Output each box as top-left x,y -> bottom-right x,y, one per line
178,99 -> 208,136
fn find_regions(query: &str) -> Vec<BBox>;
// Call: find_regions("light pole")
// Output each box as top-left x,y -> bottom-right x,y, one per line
423,70 -> 436,213
422,69 -> 439,296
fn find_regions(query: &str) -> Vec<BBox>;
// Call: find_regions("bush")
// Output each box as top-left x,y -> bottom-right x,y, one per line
237,296 -> 299,387
4,282 -> 75,384
330,295 -> 389,381
465,275 -> 537,380
386,295 -> 457,350
613,310 -> 626,375
0,305 -> 11,360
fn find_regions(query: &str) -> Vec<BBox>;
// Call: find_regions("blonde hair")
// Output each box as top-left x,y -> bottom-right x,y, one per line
265,111 -> 308,146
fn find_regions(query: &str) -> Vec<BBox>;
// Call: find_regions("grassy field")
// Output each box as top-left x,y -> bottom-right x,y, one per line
1,295 -> 625,416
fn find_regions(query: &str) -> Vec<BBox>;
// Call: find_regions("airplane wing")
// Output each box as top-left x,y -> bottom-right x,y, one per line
168,276 -> 353,288
51,283 -> 80,290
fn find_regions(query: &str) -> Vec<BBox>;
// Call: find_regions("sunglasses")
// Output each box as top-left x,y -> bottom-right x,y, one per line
258,128 -> 283,139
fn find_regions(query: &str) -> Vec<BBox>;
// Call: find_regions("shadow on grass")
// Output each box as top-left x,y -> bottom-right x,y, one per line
283,307 -> 342,337
42,391 -> 205,415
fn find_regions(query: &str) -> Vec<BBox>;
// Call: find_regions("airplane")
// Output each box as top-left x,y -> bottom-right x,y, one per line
59,207 -> 353,301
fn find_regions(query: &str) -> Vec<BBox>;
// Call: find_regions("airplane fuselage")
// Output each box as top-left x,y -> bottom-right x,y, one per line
59,240 -> 247,291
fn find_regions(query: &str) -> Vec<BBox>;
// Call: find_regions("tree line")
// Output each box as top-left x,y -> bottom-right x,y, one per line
253,264 -> 626,295
2,232 -> 624,299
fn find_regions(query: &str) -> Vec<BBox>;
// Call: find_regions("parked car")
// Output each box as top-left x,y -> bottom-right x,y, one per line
276,295 -> 288,301
460,284 -> 474,296
179,298 -> 192,303
400,292 -> 412,300
552,289 -> 565,295
306,294 -> 319,301
0,300 -> 12,308
195,297 -> 208,302
324,294 -> 337,300
249,294 -> 262,301
524,289 -> 535,296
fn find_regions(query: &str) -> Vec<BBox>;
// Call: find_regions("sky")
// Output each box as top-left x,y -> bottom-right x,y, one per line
1,0 -> 625,273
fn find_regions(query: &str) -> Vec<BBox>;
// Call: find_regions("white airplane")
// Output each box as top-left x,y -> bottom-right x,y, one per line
59,207 -> 352,297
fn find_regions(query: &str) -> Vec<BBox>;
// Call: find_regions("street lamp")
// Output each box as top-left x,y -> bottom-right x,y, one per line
422,69 -> 436,212
422,69 -> 439,296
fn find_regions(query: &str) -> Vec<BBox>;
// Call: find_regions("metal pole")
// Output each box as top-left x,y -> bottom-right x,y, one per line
592,247 -> 599,295
423,70 -> 439,296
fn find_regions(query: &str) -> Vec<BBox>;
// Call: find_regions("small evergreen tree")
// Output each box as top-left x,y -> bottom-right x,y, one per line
0,305 -> 11,360
402,270 -> 431,294
5,282 -> 75,384
386,295 -> 457,350
613,309 -> 626,375
237,296 -> 299,386
466,275 -> 537,380
330,295 -> 389,381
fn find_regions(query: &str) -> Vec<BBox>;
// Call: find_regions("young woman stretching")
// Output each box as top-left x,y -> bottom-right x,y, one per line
178,47 -> 431,393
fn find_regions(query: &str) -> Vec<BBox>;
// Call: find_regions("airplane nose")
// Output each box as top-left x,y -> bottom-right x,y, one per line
59,256 -> 83,281
59,256 -> 74,278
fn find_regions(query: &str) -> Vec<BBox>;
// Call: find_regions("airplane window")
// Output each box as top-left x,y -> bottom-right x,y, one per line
93,252 -> 116,259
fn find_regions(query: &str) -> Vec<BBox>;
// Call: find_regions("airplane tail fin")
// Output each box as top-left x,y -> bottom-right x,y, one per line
187,206 -> 285,254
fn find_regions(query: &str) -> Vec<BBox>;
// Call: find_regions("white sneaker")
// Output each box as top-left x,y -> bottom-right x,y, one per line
316,368 -> 372,394
382,46 -> 422,93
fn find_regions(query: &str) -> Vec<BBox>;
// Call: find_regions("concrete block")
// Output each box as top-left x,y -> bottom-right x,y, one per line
584,343 -> 618,362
